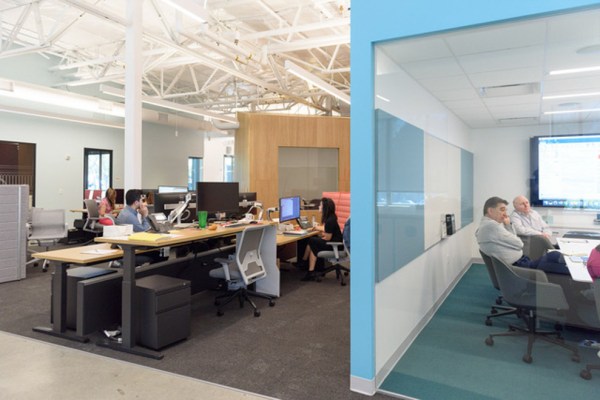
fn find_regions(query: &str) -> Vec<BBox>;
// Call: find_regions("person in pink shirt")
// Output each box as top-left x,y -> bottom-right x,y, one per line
98,187 -> 117,226
587,244 -> 600,279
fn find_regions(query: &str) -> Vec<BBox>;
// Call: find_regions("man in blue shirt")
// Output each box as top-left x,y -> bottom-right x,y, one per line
116,189 -> 151,232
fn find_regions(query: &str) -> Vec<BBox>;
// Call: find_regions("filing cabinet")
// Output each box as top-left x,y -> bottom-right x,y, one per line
136,275 -> 191,350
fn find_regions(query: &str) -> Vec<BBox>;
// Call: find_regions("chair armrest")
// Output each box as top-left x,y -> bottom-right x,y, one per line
325,241 -> 343,258
511,265 -> 549,283
214,258 -> 232,280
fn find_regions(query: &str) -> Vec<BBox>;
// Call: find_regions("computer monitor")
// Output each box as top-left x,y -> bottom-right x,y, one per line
154,192 -> 196,223
279,196 -> 301,223
114,188 -> 124,205
196,182 -> 240,219
158,185 -> 188,194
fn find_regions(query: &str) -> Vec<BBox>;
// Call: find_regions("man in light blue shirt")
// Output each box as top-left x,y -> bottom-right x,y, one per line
116,189 -> 151,232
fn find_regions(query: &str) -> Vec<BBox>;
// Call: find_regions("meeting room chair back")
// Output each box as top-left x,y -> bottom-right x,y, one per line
486,256 -> 579,364
519,234 -> 554,260
209,224 -> 275,317
580,278 -> 600,380
26,208 -> 68,271
478,250 -> 517,325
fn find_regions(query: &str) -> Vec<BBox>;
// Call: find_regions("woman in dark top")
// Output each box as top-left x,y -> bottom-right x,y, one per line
300,197 -> 343,281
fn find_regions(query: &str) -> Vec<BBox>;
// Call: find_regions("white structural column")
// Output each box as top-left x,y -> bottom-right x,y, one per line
124,0 -> 143,190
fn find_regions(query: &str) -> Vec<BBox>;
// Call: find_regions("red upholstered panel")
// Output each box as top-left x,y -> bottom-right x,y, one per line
322,191 -> 350,230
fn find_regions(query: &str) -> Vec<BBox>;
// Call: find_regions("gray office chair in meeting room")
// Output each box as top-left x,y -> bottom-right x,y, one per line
209,224 -> 275,317
580,279 -> 600,380
479,251 -> 519,326
26,208 -> 68,272
316,218 -> 351,286
519,234 -> 554,260
485,256 -> 580,364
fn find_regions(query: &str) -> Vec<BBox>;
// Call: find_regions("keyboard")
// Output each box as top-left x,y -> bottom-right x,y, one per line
224,221 -> 250,228
173,222 -> 195,229
283,229 -> 308,235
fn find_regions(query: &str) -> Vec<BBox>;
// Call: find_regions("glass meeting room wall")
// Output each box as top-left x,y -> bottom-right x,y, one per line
351,2 -> 600,398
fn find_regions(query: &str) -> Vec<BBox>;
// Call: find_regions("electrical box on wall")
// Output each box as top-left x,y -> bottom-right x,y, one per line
445,214 -> 456,236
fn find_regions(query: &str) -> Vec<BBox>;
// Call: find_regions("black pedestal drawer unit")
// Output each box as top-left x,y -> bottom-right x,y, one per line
136,275 -> 191,350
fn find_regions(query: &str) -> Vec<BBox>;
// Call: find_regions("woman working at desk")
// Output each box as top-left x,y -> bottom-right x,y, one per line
298,197 -> 343,281
98,187 -> 118,226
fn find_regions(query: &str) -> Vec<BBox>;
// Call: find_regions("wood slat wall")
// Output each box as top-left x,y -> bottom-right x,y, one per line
234,113 -> 350,209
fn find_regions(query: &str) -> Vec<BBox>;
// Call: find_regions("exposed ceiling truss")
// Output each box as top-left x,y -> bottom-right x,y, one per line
0,0 -> 351,122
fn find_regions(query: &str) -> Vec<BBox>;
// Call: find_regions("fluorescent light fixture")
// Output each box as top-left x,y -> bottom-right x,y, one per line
100,85 -> 238,124
376,95 -> 390,102
542,91 -> 600,100
548,65 -> 600,75
0,105 -> 124,129
0,78 -> 125,117
544,108 -> 600,115
284,60 -> 351,105
159,0 -> 207,23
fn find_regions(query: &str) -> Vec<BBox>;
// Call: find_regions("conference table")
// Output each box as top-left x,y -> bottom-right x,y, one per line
556,237 -> 595,283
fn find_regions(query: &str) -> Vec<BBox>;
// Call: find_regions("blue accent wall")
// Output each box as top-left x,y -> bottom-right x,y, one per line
350,0 -> 600,386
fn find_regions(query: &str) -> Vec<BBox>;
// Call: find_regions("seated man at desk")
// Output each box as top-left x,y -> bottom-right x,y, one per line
116,189 -> 151,232
510,195 -> 553,239
116,189 -> 162,265
476,196 -> 568,275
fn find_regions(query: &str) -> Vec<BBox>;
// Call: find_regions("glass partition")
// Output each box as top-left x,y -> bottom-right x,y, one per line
278,147 -> 338,202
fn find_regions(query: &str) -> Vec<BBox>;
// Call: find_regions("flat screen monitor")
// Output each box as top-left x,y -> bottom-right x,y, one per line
114,188 -> 124,205
530,134 -> 600,209
158,185 -> 188,194
196,182 -> 240,217
279,196 -> 301,223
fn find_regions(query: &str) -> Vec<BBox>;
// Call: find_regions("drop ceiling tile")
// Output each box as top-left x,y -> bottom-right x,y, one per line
400,57 -> 463,79
380,37 -> 452,64
458,45 -> 545,74
469,67 -> 543,88
418,74 -> 472,92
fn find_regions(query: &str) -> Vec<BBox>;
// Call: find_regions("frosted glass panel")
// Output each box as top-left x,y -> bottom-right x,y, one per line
461,149 -> 474,227
278,147 -> 338,201
376,109 -> 424,282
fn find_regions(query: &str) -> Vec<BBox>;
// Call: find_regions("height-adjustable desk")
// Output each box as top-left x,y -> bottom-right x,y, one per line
94,223 -> 278,359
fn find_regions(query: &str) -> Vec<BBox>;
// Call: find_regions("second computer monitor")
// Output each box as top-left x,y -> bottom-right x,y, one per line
196,182 -> 240,218
279,196 -> 301,223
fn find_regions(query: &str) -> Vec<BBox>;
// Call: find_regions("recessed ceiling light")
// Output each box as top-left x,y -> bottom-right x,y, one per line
577,44 -> 600,54
549,65 -> 600,75
544,107 -> 600,115
543,91 -> 600,100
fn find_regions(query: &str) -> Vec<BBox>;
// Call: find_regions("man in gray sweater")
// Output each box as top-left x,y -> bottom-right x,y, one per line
476,196 -> 568,275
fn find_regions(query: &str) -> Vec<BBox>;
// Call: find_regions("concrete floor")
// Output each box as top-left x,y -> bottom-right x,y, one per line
0,331 -> 278,400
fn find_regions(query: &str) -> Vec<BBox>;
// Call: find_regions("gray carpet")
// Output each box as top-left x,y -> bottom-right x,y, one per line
0,253 -> 388,400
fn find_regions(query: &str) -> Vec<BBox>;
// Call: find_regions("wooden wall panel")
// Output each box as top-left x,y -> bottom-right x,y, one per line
235,113 -> 350,208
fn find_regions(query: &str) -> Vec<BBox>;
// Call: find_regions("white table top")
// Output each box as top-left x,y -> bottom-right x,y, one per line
556,237 -> 596,283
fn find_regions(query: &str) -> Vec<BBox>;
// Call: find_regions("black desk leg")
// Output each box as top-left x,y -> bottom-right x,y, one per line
97,245 -> 163,359
33,261 -> 89,343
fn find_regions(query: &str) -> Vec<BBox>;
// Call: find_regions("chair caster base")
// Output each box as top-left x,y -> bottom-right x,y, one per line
485,337 -> 493,346
580,369 -> 592,380
254,310 -> 261,317
522,355 -> 533,364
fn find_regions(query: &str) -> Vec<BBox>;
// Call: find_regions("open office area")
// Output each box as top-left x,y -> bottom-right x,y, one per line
4,1 -> 600,400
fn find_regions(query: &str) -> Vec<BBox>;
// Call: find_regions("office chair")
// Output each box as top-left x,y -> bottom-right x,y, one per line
82,199 -> 108,235
26,208 -> 68,272
209,225 -> 275,317
485,256 -> 580,364
580,279 -> 600,380
479,251 -> 519,326
519,234 -> 554,260
316,218 -> 350,286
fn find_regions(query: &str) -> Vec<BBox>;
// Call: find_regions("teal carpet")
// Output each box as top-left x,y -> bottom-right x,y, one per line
380,264 -> 600,399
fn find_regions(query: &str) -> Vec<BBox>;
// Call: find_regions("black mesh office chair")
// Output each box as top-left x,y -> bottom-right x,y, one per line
485,256 -> 580,364
479,251 -> 519,326
209,225 -> 275,317
580,279 -> 600,380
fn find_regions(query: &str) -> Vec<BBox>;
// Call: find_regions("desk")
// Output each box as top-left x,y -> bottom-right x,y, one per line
556,237 -> 595,283
94,223 -> 277,359
31,243 -> 123,342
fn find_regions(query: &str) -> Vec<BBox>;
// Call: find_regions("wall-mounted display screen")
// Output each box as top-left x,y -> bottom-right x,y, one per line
530,134 -> 600,208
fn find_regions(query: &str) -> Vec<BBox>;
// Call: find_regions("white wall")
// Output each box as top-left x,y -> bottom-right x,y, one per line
0,111 -> 225,227
203,135 -> 234,181
374,48 -> 474,381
